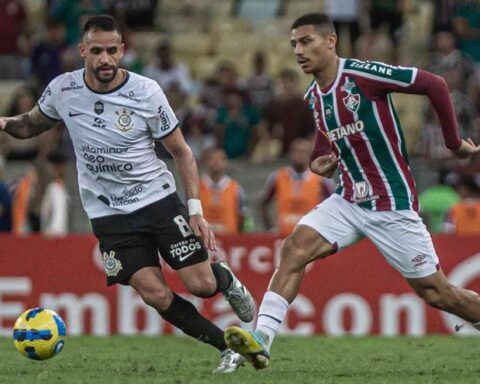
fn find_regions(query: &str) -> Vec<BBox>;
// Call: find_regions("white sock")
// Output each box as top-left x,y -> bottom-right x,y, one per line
256,291 -> 289,348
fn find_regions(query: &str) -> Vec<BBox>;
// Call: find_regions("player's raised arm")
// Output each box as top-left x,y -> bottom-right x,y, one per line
161,128 -> 217,251
356,67 -> 480,159
0,105 -> 57,139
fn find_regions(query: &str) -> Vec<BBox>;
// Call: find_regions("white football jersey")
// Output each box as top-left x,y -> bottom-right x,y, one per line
38,69 -> 179,218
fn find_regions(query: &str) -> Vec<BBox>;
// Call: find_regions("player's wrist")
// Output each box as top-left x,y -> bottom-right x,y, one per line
187,198 -> 203,216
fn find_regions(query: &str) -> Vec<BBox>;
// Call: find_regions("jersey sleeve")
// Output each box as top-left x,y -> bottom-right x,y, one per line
344,60 -> 417,92
145,88 -> 179,139
37,76 -> 62,121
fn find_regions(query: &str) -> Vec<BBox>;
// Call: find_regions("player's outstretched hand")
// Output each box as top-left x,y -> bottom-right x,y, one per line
0,117 -> 6,131
452,138 -> 480,159
190,215 -> 217,251
310,153 -> 339,178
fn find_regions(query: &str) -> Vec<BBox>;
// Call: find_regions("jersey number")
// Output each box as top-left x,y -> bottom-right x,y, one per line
173,215 -> 194,237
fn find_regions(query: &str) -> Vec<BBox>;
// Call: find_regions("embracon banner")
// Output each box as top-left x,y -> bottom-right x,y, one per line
0,235 -> 479,336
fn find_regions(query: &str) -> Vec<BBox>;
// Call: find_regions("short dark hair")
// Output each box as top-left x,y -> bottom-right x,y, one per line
291,13 -> 336,36
82,14 -> 121,38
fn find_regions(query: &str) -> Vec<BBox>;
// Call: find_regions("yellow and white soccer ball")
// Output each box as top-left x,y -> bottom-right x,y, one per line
13,308 -> 66,360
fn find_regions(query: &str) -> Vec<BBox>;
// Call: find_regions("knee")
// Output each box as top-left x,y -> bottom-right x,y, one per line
139,286 -> 173,312
184,274 -> 217,298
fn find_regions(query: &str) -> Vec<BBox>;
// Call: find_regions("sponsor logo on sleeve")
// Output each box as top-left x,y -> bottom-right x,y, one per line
157,106 -> 171,131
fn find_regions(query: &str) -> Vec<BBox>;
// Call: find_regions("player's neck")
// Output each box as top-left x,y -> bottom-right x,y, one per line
84,69 -> 127,93
314,56 -> 340,89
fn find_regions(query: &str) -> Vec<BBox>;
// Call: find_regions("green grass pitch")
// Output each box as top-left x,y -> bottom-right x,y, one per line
1,335 -> 479,383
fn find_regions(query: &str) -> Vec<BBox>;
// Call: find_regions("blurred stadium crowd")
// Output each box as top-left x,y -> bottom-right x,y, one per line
0,0 -> 479,236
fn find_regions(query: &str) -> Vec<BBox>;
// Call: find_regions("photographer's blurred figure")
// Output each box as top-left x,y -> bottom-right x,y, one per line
200,148 -> 249,234
41,153 -> 69,236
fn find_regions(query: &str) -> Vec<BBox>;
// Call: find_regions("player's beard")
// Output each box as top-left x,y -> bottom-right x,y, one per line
94,65 -> 118,83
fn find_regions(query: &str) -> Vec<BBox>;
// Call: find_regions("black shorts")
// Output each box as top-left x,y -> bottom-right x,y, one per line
91,193 -> 209,286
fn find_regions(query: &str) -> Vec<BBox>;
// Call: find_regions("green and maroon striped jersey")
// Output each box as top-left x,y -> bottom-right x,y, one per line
305,58 -> 419,211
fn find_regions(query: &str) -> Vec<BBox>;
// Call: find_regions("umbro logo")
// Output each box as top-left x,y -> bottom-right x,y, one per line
69,111 -> 84,117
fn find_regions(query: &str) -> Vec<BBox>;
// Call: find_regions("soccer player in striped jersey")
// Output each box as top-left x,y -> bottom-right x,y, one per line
225,12 -> 480,369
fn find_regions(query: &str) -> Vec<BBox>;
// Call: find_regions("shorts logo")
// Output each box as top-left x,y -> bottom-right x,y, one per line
115,108 -> 134,132
103,251 -> 123,276
412,255 -> 427,268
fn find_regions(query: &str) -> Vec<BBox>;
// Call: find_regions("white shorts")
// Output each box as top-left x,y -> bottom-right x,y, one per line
298,194 -> 439,278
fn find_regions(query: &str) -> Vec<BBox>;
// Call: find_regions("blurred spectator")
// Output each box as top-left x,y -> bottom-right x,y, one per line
143,39 -> 192,93
30,17 -> 68,89
49,0 -> 104,45
443,175 -> 480,235
198,60 -> 240,112
427,29 -> 475,93
419,169 -> 461,233
354,15 -> 395,63
215,87 -> 260,159
368,0 -> 404,62
41,152 -> 69,236
242,51 -> 274,112
0,157 -> 12,232
0,0 -> 28,79
165,83 -> 216,159
453,0 -> 480,71
259,138 -> 333,236
432,0 -> 459,33
326,0 -> 364,57
199,148 -> 248,234
250,123 -> 282,164
106,0 -> 158,30
11,162 -> 43,234
262,69 -> 315,156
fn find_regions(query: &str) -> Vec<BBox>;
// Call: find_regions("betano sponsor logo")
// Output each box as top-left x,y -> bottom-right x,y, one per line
327,120 -> 365,141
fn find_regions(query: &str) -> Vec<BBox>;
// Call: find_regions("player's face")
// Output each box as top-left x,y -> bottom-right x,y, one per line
291,25 -> 336,74
79,30 -> 124,84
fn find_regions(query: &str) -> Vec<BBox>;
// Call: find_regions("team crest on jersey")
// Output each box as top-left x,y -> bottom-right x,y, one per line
343,94 -> 360,113
115,108 -> 134,132
341,78 -> 360,114
102,251 -> 123,277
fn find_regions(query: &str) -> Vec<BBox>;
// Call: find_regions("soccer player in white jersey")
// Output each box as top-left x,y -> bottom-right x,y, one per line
225,13 -> 480,369
0,15 -> 255,374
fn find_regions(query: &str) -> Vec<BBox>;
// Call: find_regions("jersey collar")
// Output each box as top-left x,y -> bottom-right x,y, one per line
82,69 -> 130,94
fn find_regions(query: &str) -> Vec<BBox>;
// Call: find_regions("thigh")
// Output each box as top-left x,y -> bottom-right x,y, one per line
297,194 -> 365,251
151,193 -> 209,270
129,266 -> 170,295
366,210 -> 439,279
96,232 -> 160,286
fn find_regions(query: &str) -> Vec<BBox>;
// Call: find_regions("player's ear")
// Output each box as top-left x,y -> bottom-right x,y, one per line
120,43 -> 125,58
327,33 -> 337,50
78,43 -> 86,58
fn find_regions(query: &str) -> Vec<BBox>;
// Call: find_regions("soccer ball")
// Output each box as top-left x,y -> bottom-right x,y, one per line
13,308 -> 66,360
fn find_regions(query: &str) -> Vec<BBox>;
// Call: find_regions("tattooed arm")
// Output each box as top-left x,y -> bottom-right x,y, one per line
0,106 -> 58,139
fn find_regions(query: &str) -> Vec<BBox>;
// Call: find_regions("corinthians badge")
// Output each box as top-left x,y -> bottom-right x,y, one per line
115,108 -> 134,132
103,251 -> 123,277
